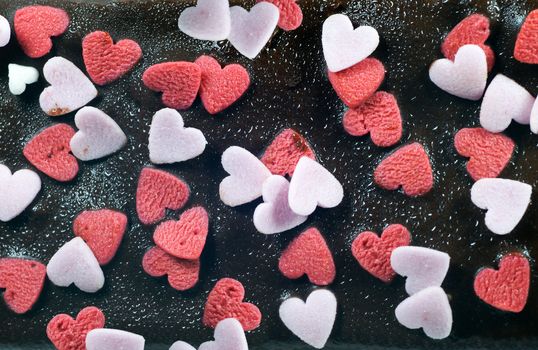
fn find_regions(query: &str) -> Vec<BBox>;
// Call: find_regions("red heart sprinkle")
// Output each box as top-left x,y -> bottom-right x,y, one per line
514,9 -> 538,64
14,5 -> 69,58
136,168 -> 190,225
23,124 -> 79,182
351,224 -> 411,282
328,58 -> 385,108
195,55 -> 250,115
454,127 -> 515,181
142,62 -> 201,110
142,246 -> 200,291
82,31 -> 142,86
474,253 -> 530,313
73,209 -> 128,265
46,306 -> 105,350
343,91 -> 402,147
278,227 -> 336,286
260,128 -> 316,177
374,142 -> 433,196
0,258 -> 46,314
257,0 -> 303,31
203,278 -> 262,331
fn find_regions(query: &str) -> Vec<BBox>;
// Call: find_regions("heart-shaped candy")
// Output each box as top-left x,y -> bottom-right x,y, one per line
199,318 -> 248,350
0,165 -> 41,222
395,286 -> 452,340
288,157 -> 343,216
40,56 -> 98,116
531,99 -> 538,134
258,0 -> 302,31
8,64 -> 39,95
0,258 -> 46,314
70,107 -> 127,161
178,0 -> 231,41
0,15 -> 11,47
142,246 -> 200,291
149,108 -> 207,164
514,9 -> 538,64
86,329 -> 145,350
228,2 -> 279,59
471,178 -> 532,235
47,306 -> 105,350
46,237 -> 105,293
322,14 -> 379,72
170,341 -> 196,350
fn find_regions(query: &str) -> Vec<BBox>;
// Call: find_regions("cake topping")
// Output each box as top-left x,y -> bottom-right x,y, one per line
178,0 -> 231,41
259,0 -> 302,31
8,63 -> 38,95
86,329 -> 145,350
170,341 -> 196,350
530,98 -> 538,134
47,306 -> 106,350
142,246 -> 200,291
0,165 -> 41,222
0,15 -> 10,47
0,257 -> 46,314
198,318 -> 248,350
514,9 -> 538,64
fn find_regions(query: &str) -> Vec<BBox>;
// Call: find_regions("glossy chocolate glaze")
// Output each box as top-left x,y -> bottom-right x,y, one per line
1,0 -> 538,349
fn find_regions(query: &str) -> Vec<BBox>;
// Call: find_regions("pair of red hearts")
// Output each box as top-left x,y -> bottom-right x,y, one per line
47,306 -> 105,350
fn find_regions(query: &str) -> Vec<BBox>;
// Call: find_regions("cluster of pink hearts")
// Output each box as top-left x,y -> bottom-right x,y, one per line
0,1 -> 537,349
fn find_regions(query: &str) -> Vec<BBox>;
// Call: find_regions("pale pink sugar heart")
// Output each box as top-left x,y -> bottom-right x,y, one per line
170,341 -> 196,350
391,246 -> 450,295
228,2 -> 279,59
322,14 -> 379,72
46,237 -> 104,293
86,329 -> 145,350
288,157 -> 344,216
219,146 -> 272,207
0,15 -> 10,47
39,56 -> 98,116
178,0 -> 231,41
395,286 -> 452,340
279,289 -> 337,349
8,64 -> 39,95
429,44 -> 487,100
198,318 -> 248,350
530,98 -> 538,134
480,74 -> 535,133
471,178 -> 532,235
253,175 -> 307,234
149,108 -> 207,164
70,107 -> 127,161
0,164 -> 41,222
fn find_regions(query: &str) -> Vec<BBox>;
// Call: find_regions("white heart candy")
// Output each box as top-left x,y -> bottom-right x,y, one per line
149,108 -> 207,164
429,44 -> 487,101
253,175 -> 308,234
322,14 -> 379,72
39,56 -> 98,116
228,2 -> 279,59
0,15 -> 10,47
391,246 -> 450,295
471,178 -> 532,235
219,146 -> 272,207
529,98 -> 538,134
8,64 -> 39,95
86,329 -> 145,350
288,157 -> 344,216
169,341 -> 196,350
279,289 -> 337,349
70,107 -> 127,161
46,237 -> 104,293
395,286 -> 452,340
198,318 -> 248,350
480,74 -> 535,133
0,164 -> 41,222
178,0 -> 231,41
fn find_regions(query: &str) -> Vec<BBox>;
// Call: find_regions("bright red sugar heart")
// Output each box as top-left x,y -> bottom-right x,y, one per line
474,253 -> 530,313
514,9 -> 538,64
46,306 -> 105,350
142,246 -> 200,291
0,258 -> 46,314
257,0 -> 303,31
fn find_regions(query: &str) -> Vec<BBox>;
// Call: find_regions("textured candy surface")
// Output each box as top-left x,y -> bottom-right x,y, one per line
142,246 -> 200,291
258,0 -> 303,31
0,165 -> 41,222
260,129 -> 315,176
47,307 -> 105,350
514,10 -> 538,64
0,258 -> 46,314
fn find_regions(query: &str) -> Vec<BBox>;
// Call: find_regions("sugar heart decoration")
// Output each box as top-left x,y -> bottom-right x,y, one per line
279,289 -> 336,349
0,15 -> 11,47
228,2 -> 280,59
70,107 -> 127,161
40,56 -> 98,116
198,318 -> 248,350
253,175 -> 308,234
351,224 -> 411,282
47,306 -> 105,350
479,74 -> 535,133
474,253 -> 530,312
149,108 -> 207,164
86,329 -> 145,350
257,0 -> 302,31
203,278 -> 262,331
343,91 -> 402,147
0,258 -> 46,314
73,209 -> 128,265
46,237 -> 105,293
471,178 -> 532,235
279,227 -> 336,286
14,6 -> 69,58
195,55 -> 250,114
395,286 -> 452,340
219,146 -> 272,207
531,99 -> 538,134
142,62 -> 201,110
288,157 -> 343,216
142,246 -> 200,291
328,58 -> 385,108
178,0 -> 231,41
82,31 -> 142,85
429,44 -> 487,100
136,167 -> 190,225
170,341 -> 196,350
8,64 -> 39,95
514,9 -> 538,64
23,123 -> 79,182
454,127 -> 515,181
0,165 -> 41,222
